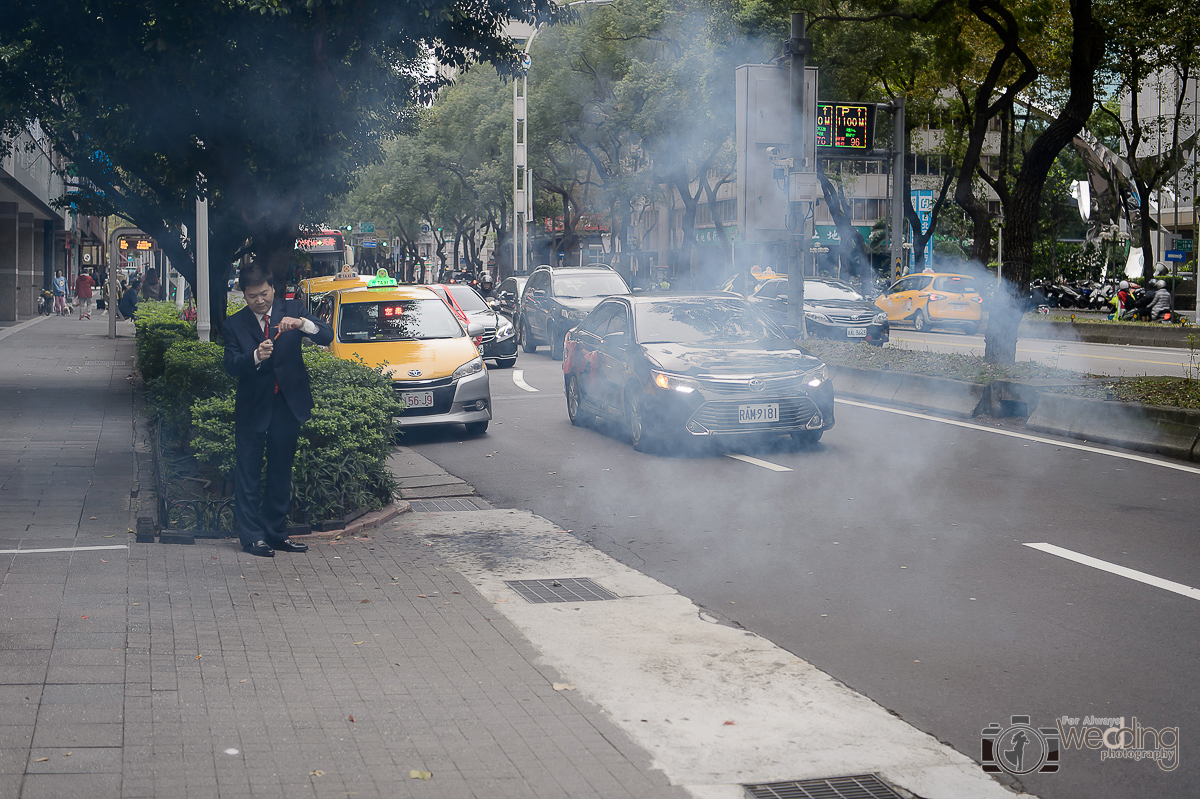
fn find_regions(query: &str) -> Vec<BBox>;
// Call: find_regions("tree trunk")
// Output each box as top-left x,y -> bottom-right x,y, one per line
986,0 -> 1106,363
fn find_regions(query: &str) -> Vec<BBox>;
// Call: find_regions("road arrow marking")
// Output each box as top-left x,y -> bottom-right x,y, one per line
512,370 -> 539,392
1024,542 -> 1200,602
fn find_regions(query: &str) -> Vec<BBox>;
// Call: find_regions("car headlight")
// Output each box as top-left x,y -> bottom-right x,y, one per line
452,356 -> 484,381
804,364 -> 829,388
496,320 -> 515,339
804,309 -> 830,323
651,371 -> 702,393
560,307 -> 587,321
873,311 -> 888,325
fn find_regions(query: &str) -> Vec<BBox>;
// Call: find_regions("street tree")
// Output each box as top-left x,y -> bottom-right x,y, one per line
0,0 -> 559,330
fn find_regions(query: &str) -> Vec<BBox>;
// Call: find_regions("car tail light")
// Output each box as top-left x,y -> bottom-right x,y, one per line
971,296 -> 984,304
926,292 -> 947,301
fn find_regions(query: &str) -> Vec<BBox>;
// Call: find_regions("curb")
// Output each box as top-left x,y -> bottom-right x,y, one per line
292,501 -> 412,541
832,364 -> 1200,461
1017,319 -> 1196,349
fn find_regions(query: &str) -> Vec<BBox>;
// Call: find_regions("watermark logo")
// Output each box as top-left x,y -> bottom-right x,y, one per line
982,714 -> 1179,774
982,716 -> 1060,775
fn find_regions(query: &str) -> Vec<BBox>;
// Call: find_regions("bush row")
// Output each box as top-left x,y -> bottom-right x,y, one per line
136,303 -> 400,522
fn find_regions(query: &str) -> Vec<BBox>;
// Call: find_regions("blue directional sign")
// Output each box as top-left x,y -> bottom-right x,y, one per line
1165,250 -> 1187,262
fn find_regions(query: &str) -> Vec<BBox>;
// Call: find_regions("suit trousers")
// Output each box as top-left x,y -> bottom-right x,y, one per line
233,391 -> 302,546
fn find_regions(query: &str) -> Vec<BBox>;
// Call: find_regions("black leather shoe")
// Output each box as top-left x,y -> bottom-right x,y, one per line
242,540 -> 275,558
271,538 -> 308,553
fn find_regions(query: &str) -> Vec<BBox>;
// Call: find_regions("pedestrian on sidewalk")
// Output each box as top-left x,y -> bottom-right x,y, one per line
52,270 -> 67,315
74,269 -> 96,319
223,261 -> 333,558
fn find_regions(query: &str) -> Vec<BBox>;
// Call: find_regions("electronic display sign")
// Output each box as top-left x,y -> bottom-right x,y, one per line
816,103 -> 876,151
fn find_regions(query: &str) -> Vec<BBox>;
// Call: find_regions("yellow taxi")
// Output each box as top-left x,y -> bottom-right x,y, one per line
874,272 -> 983,334
316,271 -> 492,435
298,266 -> 371,313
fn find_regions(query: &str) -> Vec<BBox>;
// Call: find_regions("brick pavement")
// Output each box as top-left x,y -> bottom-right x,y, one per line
0,315 -> 684,798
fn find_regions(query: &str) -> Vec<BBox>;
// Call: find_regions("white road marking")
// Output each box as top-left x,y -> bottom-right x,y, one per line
512,370 -> 539,392
724,453 -> 793,472
835,397 -> 1200,476
1024,542 -> 1200,602
0,314 -> 49,343
0,545 -> 129,555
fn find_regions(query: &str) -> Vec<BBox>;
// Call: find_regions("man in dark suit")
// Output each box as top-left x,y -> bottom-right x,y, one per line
223,262 -> 334,557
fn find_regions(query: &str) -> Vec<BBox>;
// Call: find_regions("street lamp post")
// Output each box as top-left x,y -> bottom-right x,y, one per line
513,0 -> 614,278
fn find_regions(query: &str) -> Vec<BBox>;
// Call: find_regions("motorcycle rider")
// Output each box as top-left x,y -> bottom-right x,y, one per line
1150,279 -> 1172,320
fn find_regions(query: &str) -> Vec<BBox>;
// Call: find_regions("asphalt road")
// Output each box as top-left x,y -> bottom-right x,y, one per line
889,328 -> 1195,377
405,349 -> 1200,799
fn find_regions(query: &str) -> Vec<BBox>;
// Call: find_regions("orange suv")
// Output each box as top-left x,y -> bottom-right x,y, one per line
874,272 -> 983,334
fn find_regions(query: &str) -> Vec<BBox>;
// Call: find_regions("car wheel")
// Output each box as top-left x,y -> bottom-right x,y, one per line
626,391 -> 656,452
790,430 -> 822,447
495,357 -> 517,368
962,323 -> 978,335
521,318 -> 537,353
549,326 -> 564,361
912,309 -> 929,332
566,375 -> 586,426
464,420 -> 489,436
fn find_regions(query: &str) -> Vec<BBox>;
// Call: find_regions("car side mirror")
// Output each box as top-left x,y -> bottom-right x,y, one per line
602,331 -> 627,348
528,289 -> 546,298
466,321 -> 485,337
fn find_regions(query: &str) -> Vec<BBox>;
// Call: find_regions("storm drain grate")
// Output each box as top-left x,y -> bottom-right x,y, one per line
408,498 -> 486,512
743,774 -> 903,799
505,578 -> 619,604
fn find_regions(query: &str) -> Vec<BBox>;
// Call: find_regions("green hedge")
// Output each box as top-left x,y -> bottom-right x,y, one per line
151,340 -> 234,436
133,301 -> 196,381
187,347 -> 401,522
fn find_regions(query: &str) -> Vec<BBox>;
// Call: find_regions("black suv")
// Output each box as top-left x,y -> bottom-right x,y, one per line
517,265 -> 631,359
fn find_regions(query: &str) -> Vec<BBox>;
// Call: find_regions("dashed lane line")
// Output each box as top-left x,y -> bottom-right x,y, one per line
0,545 -> 129,555
724,453 -> 793,472
1024,542 -> 1200,602
835,397 -> 1200,476
512,369 -> 539,392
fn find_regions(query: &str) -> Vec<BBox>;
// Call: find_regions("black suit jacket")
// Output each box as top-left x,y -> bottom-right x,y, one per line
223,297 -> 334,432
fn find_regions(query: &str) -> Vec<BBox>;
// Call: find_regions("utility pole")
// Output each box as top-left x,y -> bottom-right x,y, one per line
787,11 -> 812,337
196,176 -> 211,342
889,98 -> 906,280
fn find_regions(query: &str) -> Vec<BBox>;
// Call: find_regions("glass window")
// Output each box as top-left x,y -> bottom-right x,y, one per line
579,304 -> 619,334
914,276 -> 934,290
552,272 -> 629,298
444,284 -> 487,311
634,298 -> 789,346
338,299 -> 464,343
753,280 -> 784,299
805,280 -> 864,301
933,275 -> 978,294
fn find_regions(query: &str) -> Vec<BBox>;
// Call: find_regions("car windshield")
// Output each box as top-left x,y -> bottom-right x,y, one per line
805,280 -> 864,301
635,298 -> 789,346
444,284 -> 488,311
553,273 -> 629,298
338,299 -> 463,342
933,275 -> 977,294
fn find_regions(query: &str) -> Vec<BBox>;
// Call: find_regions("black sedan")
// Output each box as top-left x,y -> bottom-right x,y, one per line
562,294 -> 834,451
432,283 -> 518,368
749,277 -> 889,345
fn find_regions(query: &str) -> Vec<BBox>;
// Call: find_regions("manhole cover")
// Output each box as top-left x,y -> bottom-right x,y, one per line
743,774 -> 903,799
504,578 -> 619,604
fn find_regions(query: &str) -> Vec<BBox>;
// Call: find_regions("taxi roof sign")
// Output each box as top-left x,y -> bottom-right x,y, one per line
334,265 -> 360,280
367,268 -> 397,288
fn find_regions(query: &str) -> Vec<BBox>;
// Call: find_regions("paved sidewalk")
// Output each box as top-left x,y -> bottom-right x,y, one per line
0,315 -> 682,798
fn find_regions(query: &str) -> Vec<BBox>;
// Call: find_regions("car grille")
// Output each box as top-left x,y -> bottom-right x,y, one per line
479,328 -> 497,343
697,375 -> 810,394
689,396 -> 819,432
823,311 -> 876,324
392,377 -> 456,416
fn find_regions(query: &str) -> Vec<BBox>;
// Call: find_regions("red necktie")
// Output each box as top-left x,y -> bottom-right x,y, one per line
262,314 -> 279,393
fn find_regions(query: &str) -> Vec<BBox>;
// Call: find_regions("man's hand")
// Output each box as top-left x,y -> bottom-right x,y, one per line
256,338 -> 274,362
276,316 -> 306,333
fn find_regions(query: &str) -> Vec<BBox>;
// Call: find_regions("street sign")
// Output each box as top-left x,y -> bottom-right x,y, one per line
359,222 -> 375,234
1176,239 -> 1193,252
816,103 -> 876,151
1165,250 -> 1187,262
